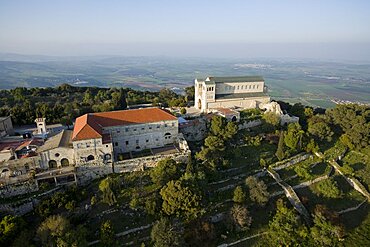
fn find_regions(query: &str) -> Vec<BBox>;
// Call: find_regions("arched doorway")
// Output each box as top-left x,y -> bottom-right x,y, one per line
48,160 -> 57,169
61,158 -> 69,167
231,116 -> 237,122
198,99 -> 202,109
87,155 -> 95,161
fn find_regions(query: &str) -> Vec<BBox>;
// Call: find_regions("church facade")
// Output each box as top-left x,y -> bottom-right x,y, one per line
194,76 -> 271,112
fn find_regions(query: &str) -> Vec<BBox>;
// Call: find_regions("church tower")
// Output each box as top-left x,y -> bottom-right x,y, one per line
35,118 -> 47,135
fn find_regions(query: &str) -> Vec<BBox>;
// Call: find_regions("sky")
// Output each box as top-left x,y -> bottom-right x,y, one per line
0,0 -> 370,61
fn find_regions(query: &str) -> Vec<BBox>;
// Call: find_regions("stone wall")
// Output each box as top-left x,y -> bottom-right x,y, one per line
0,180 -> 39,198
179,118 -> 208,141
0,200 -> 36,215
238,119 -> 262,130
76,151 -> 190,185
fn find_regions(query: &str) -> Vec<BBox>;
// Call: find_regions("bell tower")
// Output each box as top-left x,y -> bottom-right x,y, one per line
35,118 -> 46,135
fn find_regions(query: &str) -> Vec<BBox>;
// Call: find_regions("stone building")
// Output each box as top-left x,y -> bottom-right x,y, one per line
194,76 -> 270,112
37,130 -> 74,169
72,107 -> 178,164
0,116 -> 14,138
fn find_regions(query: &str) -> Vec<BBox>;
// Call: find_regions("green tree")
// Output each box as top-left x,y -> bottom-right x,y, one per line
315,178 -> 342,198
267,199 -> 308,246
245,176 -> 269,207
327,104 -> 370,150
160,180 -> 203,221
232,186 -> 246,204
308,115 -> 333,142
56,225 -> 88,247
310,205 -> 344,246
37,215 -> 70,247
150,158 -> 180,186
180,107 -> 187,115
0,215 -> 25,246
111,88 -> 127,110
184,86 -> 195,102
228,204 -> 252,231
100,220 -> 116,247
275,131 -> 285,161
262,111 -> 281,126
151,218 -> 184,247
99,177 -> 117,206
60,116 -> 73,129
284,122 -> 303,151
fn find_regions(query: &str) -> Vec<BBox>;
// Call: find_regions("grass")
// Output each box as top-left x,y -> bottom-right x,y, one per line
341,150 -> 370,190
295,174 -> 365,216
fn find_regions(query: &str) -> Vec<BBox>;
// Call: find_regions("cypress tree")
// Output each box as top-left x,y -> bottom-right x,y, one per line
276,131 -> 285,161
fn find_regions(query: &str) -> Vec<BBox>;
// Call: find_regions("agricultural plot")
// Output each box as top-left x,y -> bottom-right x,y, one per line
295,174 -> 366,222
341,150 -> 370,191
275,157 -> 331,187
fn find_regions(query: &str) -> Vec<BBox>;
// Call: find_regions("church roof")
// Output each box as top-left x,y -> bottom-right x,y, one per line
72,108 -> 177,141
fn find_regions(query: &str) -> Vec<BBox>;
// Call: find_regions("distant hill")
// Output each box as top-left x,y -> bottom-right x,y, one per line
0,54 -> 369,108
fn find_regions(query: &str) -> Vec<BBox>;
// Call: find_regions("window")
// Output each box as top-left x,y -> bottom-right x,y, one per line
157,125 -> 160,128
241,85 -> 243,90
141,127 -> 145,130
125,128 -> 129,132
146,139 -> 149,143
117,130 -> 120,133
86,143 -> 90,148
164,124 -> 168,127
136,140 -> 139,144
149,126 -> 152,129
55,153 -> 60,157
253,85 -> 255,89
115,142 -> 118,146
249,85 -> 251,89
125,141 -> 129,145
155,138 -> 159,141
257,85 -> 259,89
133,128 -> 137,131
106,145 -> 109,147
172,123 -> 175,127
237,86 -> 239,90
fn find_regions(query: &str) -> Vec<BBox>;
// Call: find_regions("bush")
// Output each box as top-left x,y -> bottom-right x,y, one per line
315,179 -> 342,198
232,186 -> 246,204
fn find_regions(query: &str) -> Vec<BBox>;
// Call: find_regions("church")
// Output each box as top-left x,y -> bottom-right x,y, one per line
194,76 -> 271,112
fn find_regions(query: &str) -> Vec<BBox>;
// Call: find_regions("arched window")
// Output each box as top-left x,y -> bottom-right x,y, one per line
61,158 -> 69,167
48,160 -> 57,169
232,116 -> 237,122
164,132 -> 172,140
104,154 -> 112,161
87,155 -> 95,161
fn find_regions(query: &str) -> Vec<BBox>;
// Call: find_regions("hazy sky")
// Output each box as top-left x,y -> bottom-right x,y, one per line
1,0 -> 370,61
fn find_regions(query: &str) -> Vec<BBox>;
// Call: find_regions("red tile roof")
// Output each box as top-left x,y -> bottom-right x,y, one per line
72,108 -> 177,141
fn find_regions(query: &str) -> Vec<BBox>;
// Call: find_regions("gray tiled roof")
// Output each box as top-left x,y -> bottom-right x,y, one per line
37,129 -> 72,152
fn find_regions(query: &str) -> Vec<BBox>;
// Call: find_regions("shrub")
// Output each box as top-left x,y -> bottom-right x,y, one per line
315,179 -> 342,198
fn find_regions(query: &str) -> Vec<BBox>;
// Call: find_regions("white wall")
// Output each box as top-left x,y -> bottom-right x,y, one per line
73,138 -> 113,165
104,120 -> 178,154
207,96 -> 270,110
40,147 -> 75,169
215,81 -> 265,94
